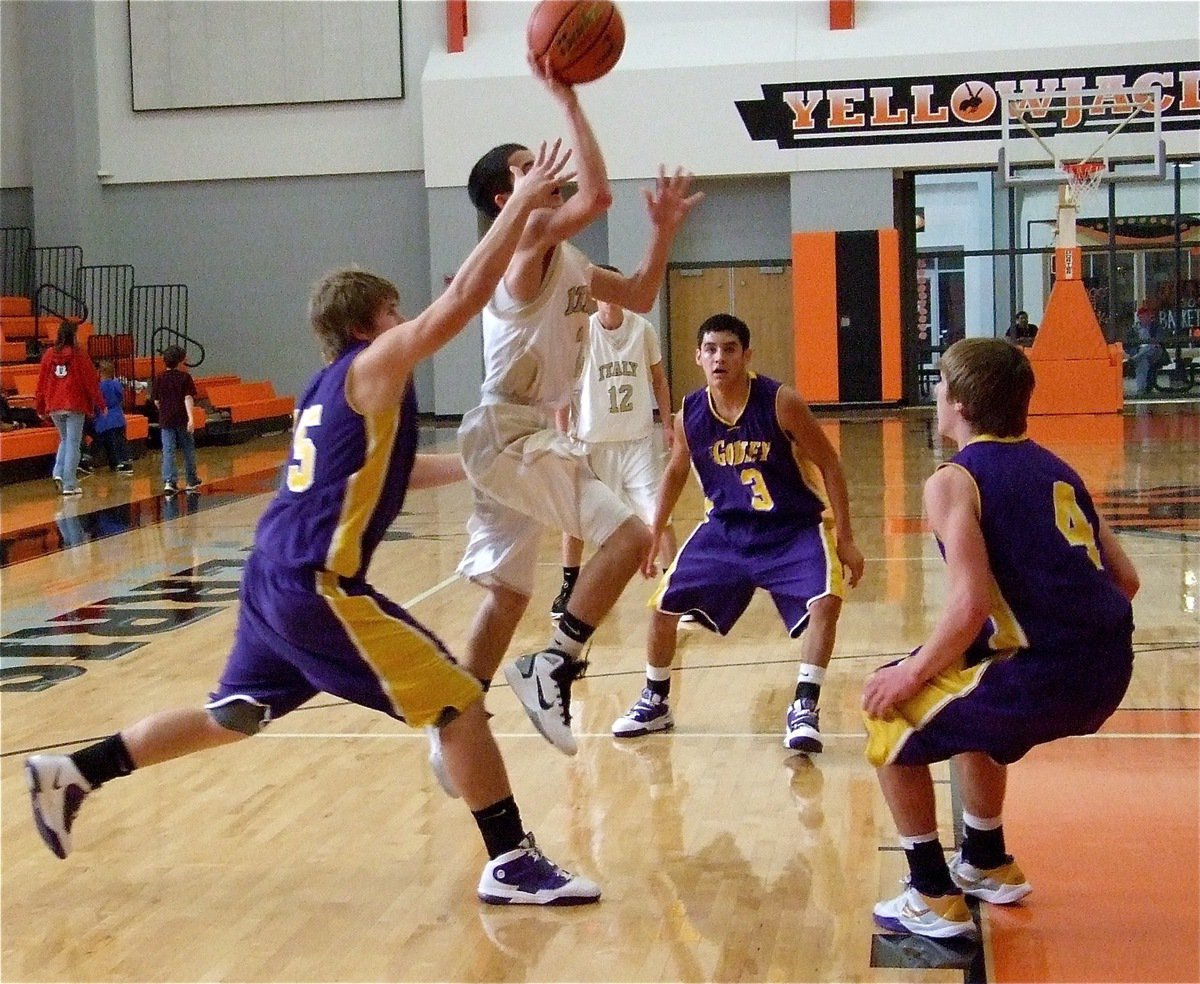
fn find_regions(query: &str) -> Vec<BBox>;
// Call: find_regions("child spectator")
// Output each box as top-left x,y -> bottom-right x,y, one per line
94,361 -> 134,475
151,345 -> 201,493
34,321 -> 103,495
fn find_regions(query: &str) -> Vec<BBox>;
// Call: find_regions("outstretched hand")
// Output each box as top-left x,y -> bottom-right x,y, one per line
642,166 -> 704,232
508,139 -> 577,211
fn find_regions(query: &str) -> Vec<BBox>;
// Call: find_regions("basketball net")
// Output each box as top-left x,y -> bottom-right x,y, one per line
1055,161 -> 1105,250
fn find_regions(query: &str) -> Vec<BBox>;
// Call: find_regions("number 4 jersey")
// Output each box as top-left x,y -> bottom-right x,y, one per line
941,437 -> 1133,654
254,341 -> 418,581
684,373 -> 827,533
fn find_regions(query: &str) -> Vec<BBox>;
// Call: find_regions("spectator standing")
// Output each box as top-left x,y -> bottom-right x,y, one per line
152,345 -> 201,493
34,321 -> 102,496
94,360 -> 134,475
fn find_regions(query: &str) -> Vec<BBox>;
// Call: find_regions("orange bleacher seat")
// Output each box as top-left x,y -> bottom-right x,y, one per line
194,374 -> 242,400
126,415 -> 150,441
0,296 -> 33,317
1,341 -> 26,362
0,316 -> 39,340
205,381 -> 294,425
0,425 -> 59,464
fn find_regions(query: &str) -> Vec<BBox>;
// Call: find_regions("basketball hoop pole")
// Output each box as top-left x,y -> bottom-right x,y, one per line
1054,162 -> 1105,281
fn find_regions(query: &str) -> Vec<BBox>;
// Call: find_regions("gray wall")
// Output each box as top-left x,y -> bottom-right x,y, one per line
1,189 -> 34,232
98,172 -> 432,403
790,169 -> 896,232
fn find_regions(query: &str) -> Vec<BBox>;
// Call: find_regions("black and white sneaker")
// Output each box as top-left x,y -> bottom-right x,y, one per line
503,650 -> 585,755
25,755 -> 93,859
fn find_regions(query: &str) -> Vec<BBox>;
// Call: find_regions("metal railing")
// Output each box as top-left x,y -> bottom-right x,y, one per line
0,227 -> 32,298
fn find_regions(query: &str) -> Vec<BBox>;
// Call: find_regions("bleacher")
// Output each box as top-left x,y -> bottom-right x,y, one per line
0,227 -> 294,485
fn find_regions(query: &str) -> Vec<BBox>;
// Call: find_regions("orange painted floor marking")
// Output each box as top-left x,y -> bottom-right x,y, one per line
988,735 -> 1199,983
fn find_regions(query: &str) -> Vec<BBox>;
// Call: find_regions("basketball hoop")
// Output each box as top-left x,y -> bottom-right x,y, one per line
1060,160 -> 1106,210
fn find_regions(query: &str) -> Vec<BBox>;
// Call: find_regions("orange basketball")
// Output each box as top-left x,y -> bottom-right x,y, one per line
527,1 -> 625,86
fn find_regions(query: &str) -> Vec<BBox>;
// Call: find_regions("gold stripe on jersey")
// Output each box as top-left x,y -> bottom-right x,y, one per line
326,407 -> 401,577
819,517 -> 845,599
934,459 -> 1029,652
863,657 -> 992,767
316,572 -> 482,726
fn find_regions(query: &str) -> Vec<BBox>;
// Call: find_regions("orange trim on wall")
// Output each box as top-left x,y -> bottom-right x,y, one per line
877,228 -> 902,402
792,232 -> 840,402
829,0 -> 855,30
446,0 -> 467,53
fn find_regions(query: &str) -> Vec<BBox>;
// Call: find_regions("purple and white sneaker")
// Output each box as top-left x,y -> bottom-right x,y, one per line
477,834 -> 601,906
612,688 -> 674,738
784,697 -> 822,753
26,754 -> 93,859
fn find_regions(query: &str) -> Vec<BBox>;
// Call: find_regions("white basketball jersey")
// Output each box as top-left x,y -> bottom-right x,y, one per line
480,242 -> 592,411
573,310 -> 663,444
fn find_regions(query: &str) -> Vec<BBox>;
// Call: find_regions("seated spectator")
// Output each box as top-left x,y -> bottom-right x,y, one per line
1127,303 -> 1166,397
1005,311 -> 1038,346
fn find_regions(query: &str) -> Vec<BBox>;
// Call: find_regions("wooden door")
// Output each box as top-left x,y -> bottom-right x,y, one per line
666,267 -> 730,408
733,263 -> 794,386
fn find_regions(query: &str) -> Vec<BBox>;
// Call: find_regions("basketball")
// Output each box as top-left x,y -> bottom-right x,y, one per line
527,1 -> 625,85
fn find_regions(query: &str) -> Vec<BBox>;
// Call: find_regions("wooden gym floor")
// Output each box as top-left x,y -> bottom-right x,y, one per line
1,406 -> 1197,983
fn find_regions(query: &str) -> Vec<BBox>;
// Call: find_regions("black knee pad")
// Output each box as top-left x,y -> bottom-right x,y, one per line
207,696 -> 270,736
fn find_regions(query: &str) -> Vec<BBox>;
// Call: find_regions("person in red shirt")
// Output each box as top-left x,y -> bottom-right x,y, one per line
35,321 -> 103,496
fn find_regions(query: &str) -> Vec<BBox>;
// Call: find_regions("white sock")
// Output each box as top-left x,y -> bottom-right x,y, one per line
898,830 -> 939,850
646,664 -> 672,683
962,811 -> 1002,831
797,663 -> 826,686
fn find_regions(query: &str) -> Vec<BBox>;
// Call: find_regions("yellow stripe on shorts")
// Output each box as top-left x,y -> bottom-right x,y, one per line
317,572 -> 481,727
862,657 -> 992,767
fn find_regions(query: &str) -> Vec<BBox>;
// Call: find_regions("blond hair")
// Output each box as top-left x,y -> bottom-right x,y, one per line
308,269 -> 399,362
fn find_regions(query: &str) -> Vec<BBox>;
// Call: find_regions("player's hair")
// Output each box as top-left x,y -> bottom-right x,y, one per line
162,345 -> 186,369
98,359 -> 115,377
696,313 -> 750,349
468,143 -> 528,219
940,337 -> 1034,437
309,268 -> 399,363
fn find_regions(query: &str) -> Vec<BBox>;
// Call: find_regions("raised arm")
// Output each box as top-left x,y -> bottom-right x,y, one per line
776,386 -> 863,587
591,167 -> 704,313
348,142 -> 574,414
526,56 -> 613,246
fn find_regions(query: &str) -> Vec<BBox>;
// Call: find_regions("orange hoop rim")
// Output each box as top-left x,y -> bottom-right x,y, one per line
1062,161 -> 1106,181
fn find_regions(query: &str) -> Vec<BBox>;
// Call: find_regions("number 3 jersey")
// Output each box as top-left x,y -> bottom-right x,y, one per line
253,341 -> 418,581
941,437 -> 1133,655
684,373 -> 826,533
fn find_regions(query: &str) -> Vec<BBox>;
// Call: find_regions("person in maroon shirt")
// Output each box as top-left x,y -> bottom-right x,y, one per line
151,345 -> 201,493
34,321 -> 103,495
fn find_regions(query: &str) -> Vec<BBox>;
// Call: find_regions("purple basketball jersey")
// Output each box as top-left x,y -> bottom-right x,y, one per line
683,374 -> 826,532
254,342 -> 418,580
946,437 -> 1133,654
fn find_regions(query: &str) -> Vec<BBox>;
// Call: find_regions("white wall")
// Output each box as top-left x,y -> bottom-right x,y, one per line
421,1 -> 1196,186
89,0 -> 439,184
